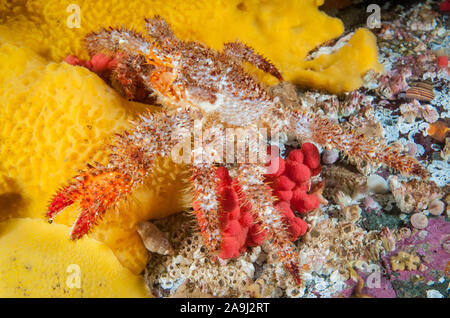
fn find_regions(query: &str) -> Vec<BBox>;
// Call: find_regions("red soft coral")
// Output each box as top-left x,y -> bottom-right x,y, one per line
300,142 -> 321,170
287,149 -> 304,163
274,201 -> 308,241
285,160 -> 311,184
65,53 -> 117,76
217,167 -> 267,259
291,188 -> 319,214
266,142 -> 323,237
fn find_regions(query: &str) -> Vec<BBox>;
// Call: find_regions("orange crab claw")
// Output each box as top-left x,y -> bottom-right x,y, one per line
47,186 -> 76,222
70,205 -> 105,240
46,168 -> 135,239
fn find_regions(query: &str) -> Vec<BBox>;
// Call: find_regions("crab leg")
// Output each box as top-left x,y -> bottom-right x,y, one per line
48,166 -> 135,239
190,120 -> 231,251
47,108 -> 195,239
284,109 -> 428,178
191,163 -> 224,252
85,27 -> 149,59
145,16 -> 176,43
235,162 -> 302,285
223,41 -> 283,80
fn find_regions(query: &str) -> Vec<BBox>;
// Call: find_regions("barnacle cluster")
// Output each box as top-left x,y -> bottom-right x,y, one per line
145,214 -> 258,297
389,176 -> 445,213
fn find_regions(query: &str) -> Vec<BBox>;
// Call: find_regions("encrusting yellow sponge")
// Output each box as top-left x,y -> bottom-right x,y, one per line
0,218 -> 148,297
0,0 -> 383,93
297,28 -> 383,93
0,42 -> 191,274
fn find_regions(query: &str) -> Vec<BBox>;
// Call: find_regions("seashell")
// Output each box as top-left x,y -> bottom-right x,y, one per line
405,142 -> 417,156
137,221 -> 175,255
421,105 -> 439,123
428,199 -> 445,216
410,213 -> 428,230
367,174 -> 389,194
405,82 -> 435,102
322,148 -> 339,165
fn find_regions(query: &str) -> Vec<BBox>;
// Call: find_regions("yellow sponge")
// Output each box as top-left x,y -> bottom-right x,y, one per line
0,42 -> 191,274
0,218 -> 148,297
0,0 -> 383,93
297,28 -> 383,93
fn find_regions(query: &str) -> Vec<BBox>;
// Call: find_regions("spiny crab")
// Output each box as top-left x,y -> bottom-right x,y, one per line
47,16 -> 427,284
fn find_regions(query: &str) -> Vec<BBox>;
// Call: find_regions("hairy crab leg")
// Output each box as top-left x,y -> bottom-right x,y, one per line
235,163 -> 302,285
283,109 -> 428,178
110,57 -> 144,99
51,167 -> 135,239
47,108 -> 195,239
145,16 -> 176,43
223,41 -> 283,80
85,27 -> 149,59
191,163 -> 223,252
189,120 -> 231,252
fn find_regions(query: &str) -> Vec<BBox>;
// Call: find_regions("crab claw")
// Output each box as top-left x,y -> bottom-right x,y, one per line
47,186 -> 76,222
70,206 -> 105,240
46,168 -> 134,239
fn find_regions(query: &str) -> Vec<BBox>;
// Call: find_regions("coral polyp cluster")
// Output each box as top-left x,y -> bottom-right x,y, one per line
46,17 -> 426,285
213,166 -> 266,259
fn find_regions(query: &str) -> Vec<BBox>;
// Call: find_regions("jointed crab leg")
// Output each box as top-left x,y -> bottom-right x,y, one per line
191,163 -> 223,251
145,16 -> 176,43
236,163 -> 302,285
284,110 -> 428,178
85,27 -> 150,59
223,41 -> 283,80
47,109 -> 195,239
